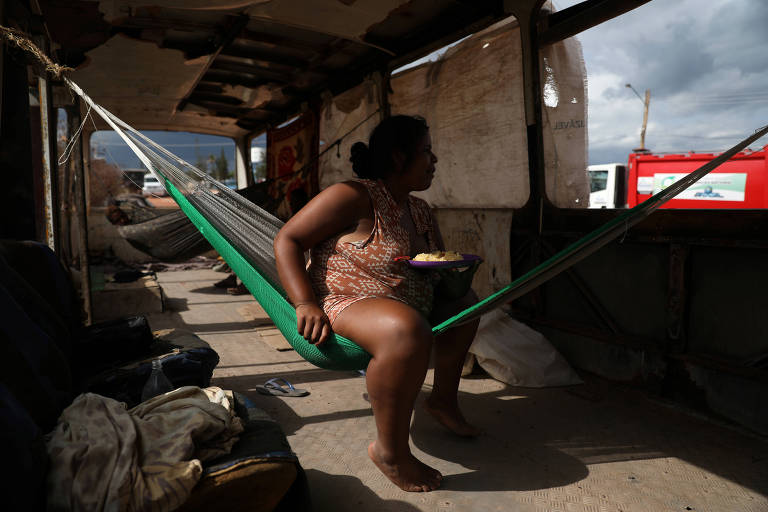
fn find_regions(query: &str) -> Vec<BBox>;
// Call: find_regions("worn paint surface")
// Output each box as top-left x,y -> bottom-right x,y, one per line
38,77 -> 57,251
244,0 -> 407,40
391,19 -> 530,209
433,209 -> 513,300
70,34 -> 240,134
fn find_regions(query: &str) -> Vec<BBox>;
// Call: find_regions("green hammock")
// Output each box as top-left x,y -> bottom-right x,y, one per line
66,78 -> 768,372
167,178 -> 373,371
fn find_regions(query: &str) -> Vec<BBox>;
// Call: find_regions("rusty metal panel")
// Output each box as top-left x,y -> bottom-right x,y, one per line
687,245 -> 768,360
37,75 -> 58,251
666,243 -> 689,352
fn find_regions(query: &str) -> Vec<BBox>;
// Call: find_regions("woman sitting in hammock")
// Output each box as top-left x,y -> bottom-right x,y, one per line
274,115 -> 480,492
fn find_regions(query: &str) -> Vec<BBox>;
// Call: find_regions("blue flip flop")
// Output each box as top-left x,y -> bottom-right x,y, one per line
256,377 -> 309,397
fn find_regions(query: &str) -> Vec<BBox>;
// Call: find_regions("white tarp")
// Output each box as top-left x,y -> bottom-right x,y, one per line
540,25 -> 590,208
319,15 -> 588,209
389,19 -> 530,209
469,309 -> 582,387
316,14 -> 588,297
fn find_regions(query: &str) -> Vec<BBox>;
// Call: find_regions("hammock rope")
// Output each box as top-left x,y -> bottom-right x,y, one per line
64,78 -> 768,370
433,122 -> 768,334
8,22 -> 764,371
67,78 -> 372,370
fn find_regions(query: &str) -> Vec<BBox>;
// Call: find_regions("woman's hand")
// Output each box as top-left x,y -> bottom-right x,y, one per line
296,303 -> 332,345
434,262 -> 480,301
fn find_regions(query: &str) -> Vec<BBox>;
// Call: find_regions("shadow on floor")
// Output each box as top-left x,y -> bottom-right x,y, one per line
411,387 -> 590,491
188,285 -> 231,294
213,372 -> 373,436
216,366 -> 768,495
151,299 -> 266,332
415,378 -> 768,495
216,371 -> 592,493
163,297 -> 188,312
304,469 -> 421,512
149,271 -> 768,499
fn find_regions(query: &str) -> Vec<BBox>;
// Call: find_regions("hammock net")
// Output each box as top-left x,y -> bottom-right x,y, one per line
109,181 -> 278,262
65,78 -> 768,371
116,209 -> 213,262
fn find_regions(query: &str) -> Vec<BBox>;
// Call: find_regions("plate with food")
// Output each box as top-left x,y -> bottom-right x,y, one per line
395,251 -> 483,269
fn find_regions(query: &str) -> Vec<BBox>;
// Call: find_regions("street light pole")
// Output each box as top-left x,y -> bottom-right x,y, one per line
626,84 -> 651,152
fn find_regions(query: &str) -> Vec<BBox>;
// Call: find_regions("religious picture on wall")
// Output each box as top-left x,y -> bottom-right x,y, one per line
266,110 -> 319,220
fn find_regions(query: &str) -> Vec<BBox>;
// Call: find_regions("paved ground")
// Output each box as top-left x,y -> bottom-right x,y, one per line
146,269 -> 768,512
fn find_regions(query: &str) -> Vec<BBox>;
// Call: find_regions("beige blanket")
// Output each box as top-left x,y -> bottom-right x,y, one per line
46,386 -> 243,511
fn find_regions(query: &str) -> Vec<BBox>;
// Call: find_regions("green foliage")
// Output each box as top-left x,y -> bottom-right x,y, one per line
253,160 -> 267,181
215,148 -> 230,180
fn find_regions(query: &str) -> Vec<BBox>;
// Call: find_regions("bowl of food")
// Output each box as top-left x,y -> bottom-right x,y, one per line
396,251 -> 482,269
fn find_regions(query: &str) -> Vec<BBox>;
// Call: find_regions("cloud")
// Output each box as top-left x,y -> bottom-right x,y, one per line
707,0 -> 768,74
555,0 -> 768,164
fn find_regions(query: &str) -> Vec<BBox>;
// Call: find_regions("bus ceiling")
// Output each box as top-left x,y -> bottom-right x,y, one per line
29,0 -> 644,138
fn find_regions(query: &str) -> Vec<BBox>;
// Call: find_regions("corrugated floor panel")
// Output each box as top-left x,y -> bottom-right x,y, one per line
147,269 -> 768,512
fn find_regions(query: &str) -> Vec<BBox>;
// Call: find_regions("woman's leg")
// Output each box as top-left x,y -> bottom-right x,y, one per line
333,298 -> 442,492
424,289 -> 482,437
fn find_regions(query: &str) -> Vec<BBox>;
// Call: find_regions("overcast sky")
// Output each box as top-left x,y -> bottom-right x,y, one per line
553,0 -> 768,164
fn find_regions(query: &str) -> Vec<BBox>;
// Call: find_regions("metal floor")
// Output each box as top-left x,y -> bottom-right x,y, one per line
146,269 -> 768,512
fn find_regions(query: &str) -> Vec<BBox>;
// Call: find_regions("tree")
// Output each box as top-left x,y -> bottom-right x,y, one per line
253,160 -> 267,182
89,159 -> 129,206
214,148 -> 230,180
193,137 -> 207,171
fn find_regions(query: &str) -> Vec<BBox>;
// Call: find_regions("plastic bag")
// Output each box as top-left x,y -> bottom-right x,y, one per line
469,310 -> 582,387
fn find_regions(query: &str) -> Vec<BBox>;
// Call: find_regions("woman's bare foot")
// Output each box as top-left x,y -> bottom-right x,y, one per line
423,398 -> 482,437
368,441 -> 442,492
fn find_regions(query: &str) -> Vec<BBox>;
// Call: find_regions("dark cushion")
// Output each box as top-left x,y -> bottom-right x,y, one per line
82,330 -> 219,409
0,282 -> 73,432
71,315 -> 155,385
0,383 -> 49,511
178,393 -> 311,512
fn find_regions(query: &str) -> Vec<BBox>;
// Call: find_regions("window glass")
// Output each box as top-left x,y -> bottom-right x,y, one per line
250,133 -> 267,183
589,170 -> 608,193
88,130 -> 235,206
544,0 -> 768,209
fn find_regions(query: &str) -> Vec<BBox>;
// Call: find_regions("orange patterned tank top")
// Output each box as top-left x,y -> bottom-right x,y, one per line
308,179 -> 438,324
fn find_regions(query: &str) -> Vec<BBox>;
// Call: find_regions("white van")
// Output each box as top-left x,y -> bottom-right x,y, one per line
142,174 -> 167,196
587,163 -> 627,209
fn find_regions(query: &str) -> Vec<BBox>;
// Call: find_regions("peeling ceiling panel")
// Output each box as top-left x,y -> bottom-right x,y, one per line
72,34 -> 205,110
41,0 -> 509,137
70,34 -> 240,134
243,0 -> 408,41
96,0 -> 267,22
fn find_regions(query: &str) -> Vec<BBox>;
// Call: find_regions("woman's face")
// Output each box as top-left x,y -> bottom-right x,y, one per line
399,132 -> 438,191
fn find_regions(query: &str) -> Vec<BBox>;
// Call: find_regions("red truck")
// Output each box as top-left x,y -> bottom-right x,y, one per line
625,145 -> 768,209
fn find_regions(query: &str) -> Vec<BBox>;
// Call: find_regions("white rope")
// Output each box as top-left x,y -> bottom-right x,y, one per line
57,103 -> 92,166
85,112 -> 166,200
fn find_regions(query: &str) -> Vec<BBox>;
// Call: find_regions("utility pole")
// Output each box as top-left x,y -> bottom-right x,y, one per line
639,89 -> 650,151
626,84 -> 651,152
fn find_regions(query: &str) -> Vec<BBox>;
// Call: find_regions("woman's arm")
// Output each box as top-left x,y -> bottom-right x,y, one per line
274,181 -> 371,345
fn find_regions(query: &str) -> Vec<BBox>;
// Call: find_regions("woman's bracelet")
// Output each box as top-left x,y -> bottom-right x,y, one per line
294,301 -> 316,308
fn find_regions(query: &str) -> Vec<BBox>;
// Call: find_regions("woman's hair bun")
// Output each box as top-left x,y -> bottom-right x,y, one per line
350,141 -> 372,178
350,115 -> 429,179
